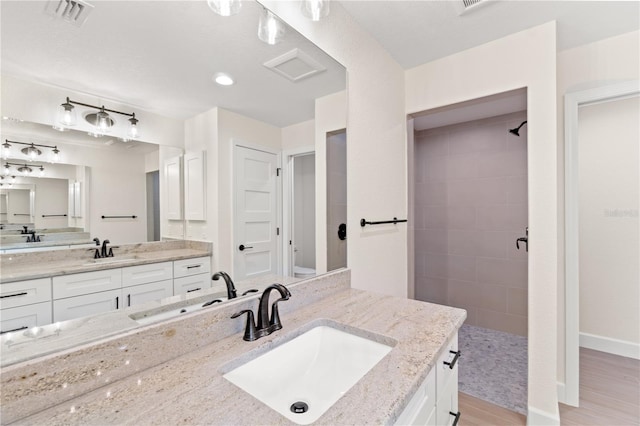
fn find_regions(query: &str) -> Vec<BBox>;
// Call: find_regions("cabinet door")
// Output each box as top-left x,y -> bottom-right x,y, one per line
173,273 -> 211,295
0,278 -> 52,310
122,262 -> 173,286
53,289 -> 121,322
173,256 -> 211,278
394,368 -> 436,426
165,155 -> 183,220
436,371 -> 459,426
53,269 -> 122,299
184,151 -> 206,221
1,302 -> 52,335
123,280 -> 173,308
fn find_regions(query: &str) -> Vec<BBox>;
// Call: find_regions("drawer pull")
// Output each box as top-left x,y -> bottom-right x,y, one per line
443,350 -> 461,369
449,411 -> 461,426
186,265 -> 201,269
116,296 -> 119,310
127,294 -> 131,307
187,287 -> 202,293
0,292 -> 28,299
1,325 -> 29,335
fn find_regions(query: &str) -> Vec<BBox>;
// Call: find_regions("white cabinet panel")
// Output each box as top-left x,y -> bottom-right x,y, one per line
165,156 -> 183,220
395,368 -> 436,426
173,273 -> 211,295
1,302 -> 52,335
436,373 -> 459,426
53,289 -> 121,322
0,278 -> 52,310
124,280 -> 173,308
122,262 -> 173,286
184,151 -> 206,221
436,333 -> 459,395
53,269 -> 122,299
173,256 -> 210,278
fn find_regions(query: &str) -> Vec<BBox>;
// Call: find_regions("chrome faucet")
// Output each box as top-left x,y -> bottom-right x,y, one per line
212,271 -> 238,299
231,284 -> 291,341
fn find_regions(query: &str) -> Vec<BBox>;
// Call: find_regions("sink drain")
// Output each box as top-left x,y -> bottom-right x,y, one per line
290,401 -> 309,414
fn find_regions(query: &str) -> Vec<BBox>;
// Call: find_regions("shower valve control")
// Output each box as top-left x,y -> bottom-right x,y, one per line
516,227 -> 529,252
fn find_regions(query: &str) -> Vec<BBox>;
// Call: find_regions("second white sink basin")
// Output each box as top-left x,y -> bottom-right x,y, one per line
223,322 -> 394,425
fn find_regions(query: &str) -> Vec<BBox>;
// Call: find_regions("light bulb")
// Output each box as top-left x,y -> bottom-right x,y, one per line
207,0 -> 241,16
258,8 -> 284,45
3,165 -> 9,175
58,98 -> 76,126
127,114 -> 139,139
1,142 -> 10,160
39,166 -> 45,177
29,147 -> 38,161
302,0 -> 329,22
52,147 -> 60,163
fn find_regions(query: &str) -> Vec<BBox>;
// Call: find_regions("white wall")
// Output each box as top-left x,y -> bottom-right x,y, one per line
578,96 -> 639,345
262,2 -> 407,297
282,119 -> 315,151
33,178 -> 68,229
406,22 -> 559,422
556,30 -> 640,386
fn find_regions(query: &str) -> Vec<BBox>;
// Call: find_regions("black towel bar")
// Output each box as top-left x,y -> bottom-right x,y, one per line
101,215 -> 137,219
42,214 -> 68,218
360,217 -> 407,227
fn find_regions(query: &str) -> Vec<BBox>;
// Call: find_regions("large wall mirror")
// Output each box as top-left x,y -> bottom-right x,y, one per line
0,0 -> 346,362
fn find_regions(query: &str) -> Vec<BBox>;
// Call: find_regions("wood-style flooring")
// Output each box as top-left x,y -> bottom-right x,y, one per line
458,348 -> 639,425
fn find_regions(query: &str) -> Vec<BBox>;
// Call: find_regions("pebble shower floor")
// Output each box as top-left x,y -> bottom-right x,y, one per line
458,324 -> 528,415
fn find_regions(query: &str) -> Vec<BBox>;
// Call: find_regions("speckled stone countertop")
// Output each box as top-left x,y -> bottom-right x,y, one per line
1,269 -> 466,425
0,240 -> 212,283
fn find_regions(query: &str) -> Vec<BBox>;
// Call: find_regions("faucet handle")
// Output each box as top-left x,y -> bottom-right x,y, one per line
269,296 -> 289,330
231,309 -> 258,341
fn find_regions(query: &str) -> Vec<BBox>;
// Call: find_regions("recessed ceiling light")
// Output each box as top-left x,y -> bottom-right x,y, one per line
213,73 -> 235,86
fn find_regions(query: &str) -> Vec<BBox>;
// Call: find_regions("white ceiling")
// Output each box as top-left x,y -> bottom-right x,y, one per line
2,1 -> 638,130
0,0 -> 346,127
338,0 -> 640,69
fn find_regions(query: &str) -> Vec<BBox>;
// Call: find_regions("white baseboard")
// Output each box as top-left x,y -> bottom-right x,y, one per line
527,406 -> 560,425
556,382 -> 566,405
580,332 -> 640,359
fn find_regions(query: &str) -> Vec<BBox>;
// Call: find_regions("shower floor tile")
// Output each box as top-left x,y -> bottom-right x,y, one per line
458,324 -> 528,415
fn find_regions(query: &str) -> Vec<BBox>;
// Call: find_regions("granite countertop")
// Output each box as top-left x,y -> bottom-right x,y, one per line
0,240 -> 212,283
4,272 -> 466,425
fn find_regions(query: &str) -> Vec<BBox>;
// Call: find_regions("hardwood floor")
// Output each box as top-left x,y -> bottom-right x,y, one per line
458,348 -> 639,425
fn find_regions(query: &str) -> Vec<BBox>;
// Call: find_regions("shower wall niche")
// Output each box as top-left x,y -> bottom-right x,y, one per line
414,111 -> 529,336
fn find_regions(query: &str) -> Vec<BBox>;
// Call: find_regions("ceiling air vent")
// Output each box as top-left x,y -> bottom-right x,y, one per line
455,0 -> 495,16
263,49 -> 326,83
44,0 -> 94,27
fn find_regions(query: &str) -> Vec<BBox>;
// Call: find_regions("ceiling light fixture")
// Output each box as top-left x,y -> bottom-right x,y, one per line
57,97 -> 141,139
207,0 -> 241,16
301,0 -> 330,22
258,8 -> 285,45
3,139 -> 61,163
213,73 -> 235,86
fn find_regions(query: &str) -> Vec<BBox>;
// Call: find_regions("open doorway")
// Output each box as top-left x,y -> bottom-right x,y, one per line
564,81 -> 640,406
146,170 -> 160,241
283,150 -> 317,279
409,89 -> 529,415
327,129 -> 347,271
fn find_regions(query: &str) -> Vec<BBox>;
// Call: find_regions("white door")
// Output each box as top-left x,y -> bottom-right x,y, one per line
234,146 -> 279,280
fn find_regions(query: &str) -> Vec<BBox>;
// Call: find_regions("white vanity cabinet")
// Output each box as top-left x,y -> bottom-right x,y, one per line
0,278 -> 52,334
121,262 -> 174,309
183,151 -> 206,221
395,333 -> 460,426
173,256 -> 211,295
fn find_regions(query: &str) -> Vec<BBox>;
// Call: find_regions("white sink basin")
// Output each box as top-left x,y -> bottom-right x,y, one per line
223,323 -> 394,425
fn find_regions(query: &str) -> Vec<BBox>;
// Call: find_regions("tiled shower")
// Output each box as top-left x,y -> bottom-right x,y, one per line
414,111 -> 529,336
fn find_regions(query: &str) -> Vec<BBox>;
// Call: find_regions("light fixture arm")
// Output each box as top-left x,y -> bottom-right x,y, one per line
5,139 -> 58,150
65,97 -> 135,118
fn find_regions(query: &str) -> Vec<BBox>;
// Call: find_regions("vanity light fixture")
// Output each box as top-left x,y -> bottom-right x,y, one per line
207,0 -> 241,16
3,140 -> 61,163
258,8 -> 285,45
213,72 -> 235,86
57,97 -> 141,139
4,161 -> 46,176
301,0 -> 330,22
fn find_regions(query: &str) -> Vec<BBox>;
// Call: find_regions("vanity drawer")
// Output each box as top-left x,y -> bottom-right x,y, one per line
53,289 -> 121,322
53,269 -> 122,299
0,278 -> 52,310
122,262 -> 173,286
173,257 -> 210,278
436,333 -> 459,395
436,371 -> 460,426
174,273 -> 211,295
1,301 -> 52,335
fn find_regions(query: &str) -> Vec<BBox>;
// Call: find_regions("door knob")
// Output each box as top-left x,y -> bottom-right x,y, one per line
238,244 -> 253,251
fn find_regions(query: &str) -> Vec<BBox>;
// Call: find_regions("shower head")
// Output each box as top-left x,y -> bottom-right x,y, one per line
509,120 -> 527,137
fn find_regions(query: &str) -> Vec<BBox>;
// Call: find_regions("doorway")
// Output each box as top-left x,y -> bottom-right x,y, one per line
283,150 -> 316,279
233,144 -> 279,280
564,81 -> 640,405
410,89 -> 529,414
146,171 -> 160,242
326,130 -> 347,271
